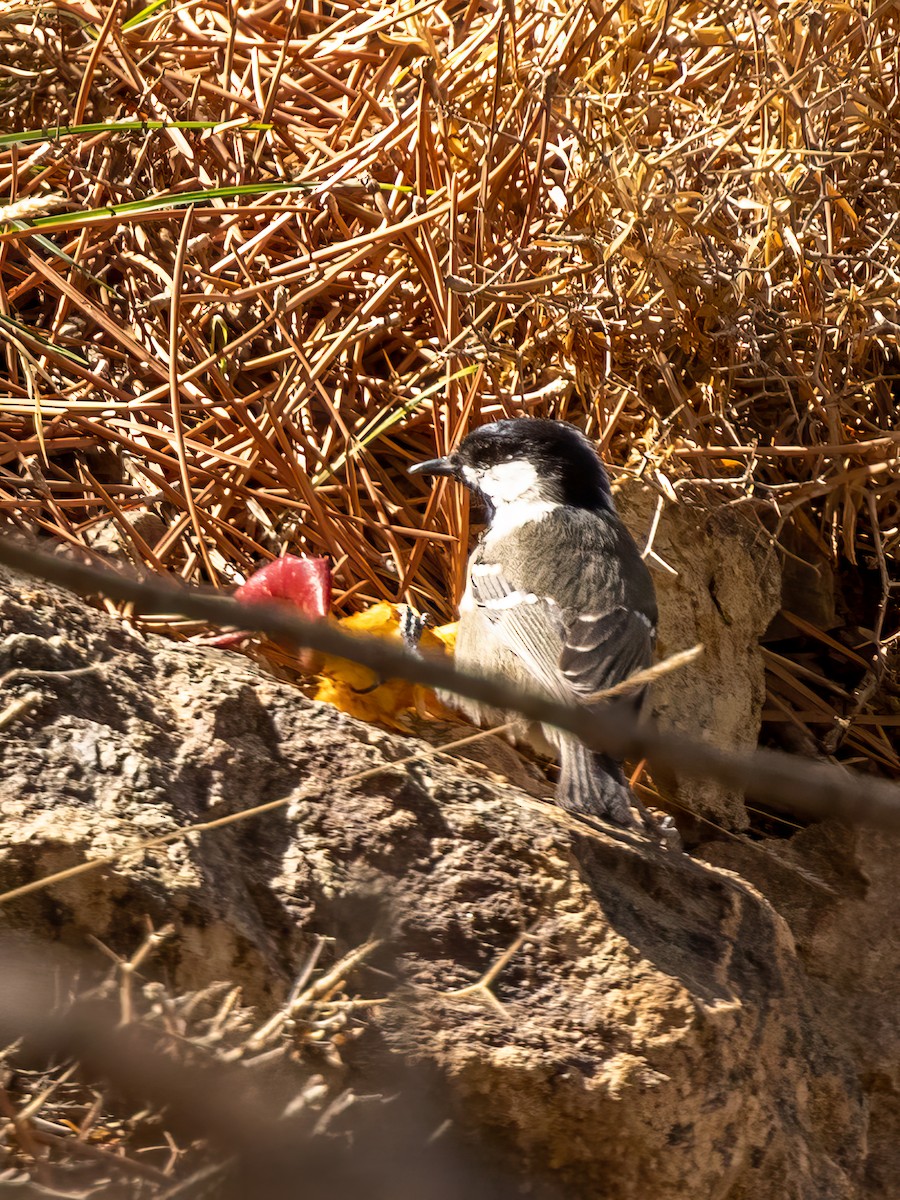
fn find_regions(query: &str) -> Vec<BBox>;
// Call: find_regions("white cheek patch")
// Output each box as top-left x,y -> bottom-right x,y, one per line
485,496 -> 559,543
464,458 -> 560,542
478,459 -> 542,505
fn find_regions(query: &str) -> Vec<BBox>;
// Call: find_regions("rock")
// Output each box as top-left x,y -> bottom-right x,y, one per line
82,506 -> 168,564
0,563 -> 892,1198
766,522 -> 837,638
617,484 -> 782,830
702,823 -> 900,1197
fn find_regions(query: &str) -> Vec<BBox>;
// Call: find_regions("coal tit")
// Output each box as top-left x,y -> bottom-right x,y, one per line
410,418 -> 657,826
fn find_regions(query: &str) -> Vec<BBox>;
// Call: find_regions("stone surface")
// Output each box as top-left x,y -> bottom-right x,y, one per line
0,563 -> 895,1199
617,484 -> 782,829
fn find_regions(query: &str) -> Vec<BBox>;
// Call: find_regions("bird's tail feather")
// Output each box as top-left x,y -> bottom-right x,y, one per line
557,736 -> 636,826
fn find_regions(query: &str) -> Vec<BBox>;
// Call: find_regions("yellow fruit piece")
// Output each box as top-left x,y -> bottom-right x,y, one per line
315,603 -> 455,728
432,621 -> 458,652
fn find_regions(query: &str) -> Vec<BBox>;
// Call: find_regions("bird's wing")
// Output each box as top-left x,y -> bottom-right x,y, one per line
557,607 -> 655,700
470,563 -> 654,705
469,563 -> 569,702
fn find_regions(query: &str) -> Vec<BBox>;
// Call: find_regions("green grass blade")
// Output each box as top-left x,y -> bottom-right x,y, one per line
24,180 -> 337,231
0,313 -> 91,366
121,0 -> 174,30
314,365 -> 480,485
4,221 -> 123,299
0,120 -> 269,148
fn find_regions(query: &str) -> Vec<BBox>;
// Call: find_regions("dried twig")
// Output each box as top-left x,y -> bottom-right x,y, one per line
0,537 -> 899,849
440,924 -> 543,1020
0,0 -> 896,795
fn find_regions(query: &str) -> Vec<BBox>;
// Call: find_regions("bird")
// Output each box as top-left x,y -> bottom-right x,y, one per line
409,417 -> 657,826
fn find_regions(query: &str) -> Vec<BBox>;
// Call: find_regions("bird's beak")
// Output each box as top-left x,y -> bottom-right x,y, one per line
408,454 -> 458,479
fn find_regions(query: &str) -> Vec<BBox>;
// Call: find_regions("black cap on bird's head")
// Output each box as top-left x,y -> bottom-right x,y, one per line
409,418 -> 614,512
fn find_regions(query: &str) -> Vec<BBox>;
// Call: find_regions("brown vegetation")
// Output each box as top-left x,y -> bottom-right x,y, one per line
0,4 -> 899,1186
0,0 -> 898,774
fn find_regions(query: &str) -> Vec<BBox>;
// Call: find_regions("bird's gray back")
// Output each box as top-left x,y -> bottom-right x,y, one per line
474,507 -> 657,628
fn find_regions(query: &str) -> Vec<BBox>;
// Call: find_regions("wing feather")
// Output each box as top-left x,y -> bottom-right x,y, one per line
470,565 -> 654,706
559,609 -> 654,698
470,567 -> 568,701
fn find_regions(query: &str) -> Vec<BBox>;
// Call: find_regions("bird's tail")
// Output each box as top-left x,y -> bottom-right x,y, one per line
557,736 -> 636,826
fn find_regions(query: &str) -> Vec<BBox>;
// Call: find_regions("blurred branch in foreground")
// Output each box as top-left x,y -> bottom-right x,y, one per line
0,535 -> 898,830
0,938 -> 520,1200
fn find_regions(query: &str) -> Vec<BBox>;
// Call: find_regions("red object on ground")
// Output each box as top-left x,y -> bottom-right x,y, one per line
234,555 -> 331,617
208,555 -> 332,648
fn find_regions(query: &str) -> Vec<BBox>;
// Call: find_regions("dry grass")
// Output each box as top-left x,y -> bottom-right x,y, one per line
0,926 -> 398,1197
0,0 -> 897,776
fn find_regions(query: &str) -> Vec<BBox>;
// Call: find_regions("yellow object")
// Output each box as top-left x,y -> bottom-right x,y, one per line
314,603 -> 458,728
432,621 -> 457,653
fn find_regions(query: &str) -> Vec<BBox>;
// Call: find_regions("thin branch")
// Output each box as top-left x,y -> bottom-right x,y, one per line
1,536 -> 900,832
585,644 -> 704,701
